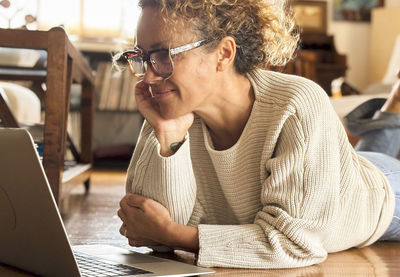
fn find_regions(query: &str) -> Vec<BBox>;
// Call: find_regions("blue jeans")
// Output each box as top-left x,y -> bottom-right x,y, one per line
344,98 -> 400,241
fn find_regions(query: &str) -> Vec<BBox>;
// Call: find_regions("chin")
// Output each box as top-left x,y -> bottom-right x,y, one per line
158,99 -> 193,120
159,107 -> 190,120
159,108 -> 180,120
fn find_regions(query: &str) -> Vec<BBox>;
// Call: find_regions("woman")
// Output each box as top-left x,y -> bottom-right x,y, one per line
117,0 -> 399,269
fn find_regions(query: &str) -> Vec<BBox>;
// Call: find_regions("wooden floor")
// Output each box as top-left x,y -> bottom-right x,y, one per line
59,168 -> 400,276
3,168 -> 398,276
61,168 -> 129,249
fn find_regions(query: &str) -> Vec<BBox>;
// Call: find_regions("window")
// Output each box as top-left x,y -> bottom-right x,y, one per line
1,0 -> 140,40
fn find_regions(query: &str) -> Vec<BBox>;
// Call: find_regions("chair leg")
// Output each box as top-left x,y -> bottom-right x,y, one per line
84,178 -> 91,194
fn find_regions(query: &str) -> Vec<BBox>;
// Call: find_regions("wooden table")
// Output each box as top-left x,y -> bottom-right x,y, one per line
0,27 -> 95,204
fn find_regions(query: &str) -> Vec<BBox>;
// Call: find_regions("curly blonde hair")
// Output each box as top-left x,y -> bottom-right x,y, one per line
138,0 -> 299,75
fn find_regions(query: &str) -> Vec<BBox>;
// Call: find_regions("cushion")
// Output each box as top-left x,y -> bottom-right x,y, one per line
0,82 -> 41,124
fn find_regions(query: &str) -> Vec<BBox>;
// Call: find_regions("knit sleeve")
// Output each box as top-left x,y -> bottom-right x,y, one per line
197,84 -> 344,268
125,120 -> 197,225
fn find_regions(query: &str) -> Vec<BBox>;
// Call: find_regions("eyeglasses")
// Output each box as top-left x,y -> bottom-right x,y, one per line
122,39 -> 210,79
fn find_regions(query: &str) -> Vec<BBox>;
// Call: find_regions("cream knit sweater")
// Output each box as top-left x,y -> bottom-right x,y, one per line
126,69 -> 395,269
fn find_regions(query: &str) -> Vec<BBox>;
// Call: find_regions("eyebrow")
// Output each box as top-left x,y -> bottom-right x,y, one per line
136,41 -> 169,51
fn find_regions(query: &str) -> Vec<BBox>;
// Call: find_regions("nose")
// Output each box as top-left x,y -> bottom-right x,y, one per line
142,63 -> 164,85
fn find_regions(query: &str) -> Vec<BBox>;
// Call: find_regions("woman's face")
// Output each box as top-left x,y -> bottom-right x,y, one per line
136,7 -> 218,119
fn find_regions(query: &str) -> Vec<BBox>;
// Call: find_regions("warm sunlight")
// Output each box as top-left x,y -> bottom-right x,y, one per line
0,0 -> 140,39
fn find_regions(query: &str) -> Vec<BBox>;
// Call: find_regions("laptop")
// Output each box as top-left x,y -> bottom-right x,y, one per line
0,128 -> 215,277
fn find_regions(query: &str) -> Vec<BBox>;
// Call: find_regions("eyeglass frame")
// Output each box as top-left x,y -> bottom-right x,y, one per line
122,39 -> 210,79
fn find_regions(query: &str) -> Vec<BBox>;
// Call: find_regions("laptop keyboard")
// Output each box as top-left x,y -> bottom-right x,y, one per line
74,251 -> 153,277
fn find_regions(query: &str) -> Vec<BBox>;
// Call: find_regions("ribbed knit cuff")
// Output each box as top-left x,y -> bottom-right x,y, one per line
197,223 -> 326,268
197,224 -> 269,268
135,132 -> 197,225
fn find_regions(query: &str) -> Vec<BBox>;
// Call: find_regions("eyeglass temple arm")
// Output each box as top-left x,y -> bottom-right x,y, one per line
170,40 -> 206,56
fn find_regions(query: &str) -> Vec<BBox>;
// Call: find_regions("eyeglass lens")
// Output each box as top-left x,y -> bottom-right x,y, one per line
127,56 -> 145,77
126,50 -> 173,79
150,50 -> 173,78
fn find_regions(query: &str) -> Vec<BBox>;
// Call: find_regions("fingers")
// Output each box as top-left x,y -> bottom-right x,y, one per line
128,238 -> 160,247
120,193 -> 147,211
126,193 -> 147,208
118,194 -> 146,238
121,225 -> 146,243
119,224 -> 127,237
119,195 -> 131,212
135,80 -> 152,98
121,226 -> 147,245
117,208 -> 127,222
135,81 -> 159,118
135,80 -> 148,92
120,223 -> 155,246
128,239 -> 145,247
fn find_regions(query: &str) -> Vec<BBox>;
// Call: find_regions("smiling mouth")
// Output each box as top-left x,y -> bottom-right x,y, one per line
152,89 -> 176,98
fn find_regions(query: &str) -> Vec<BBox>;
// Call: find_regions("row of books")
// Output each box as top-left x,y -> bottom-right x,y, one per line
95,61 -> 138,111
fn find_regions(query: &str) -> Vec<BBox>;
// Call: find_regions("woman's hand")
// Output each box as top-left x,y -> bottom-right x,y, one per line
135,81 -> 194,156
118,193 -> 199,252
118,193 -> 172,247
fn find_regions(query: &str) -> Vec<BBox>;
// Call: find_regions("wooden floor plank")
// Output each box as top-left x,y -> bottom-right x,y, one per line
61,168 -> 400,276
2,168 -> 398,276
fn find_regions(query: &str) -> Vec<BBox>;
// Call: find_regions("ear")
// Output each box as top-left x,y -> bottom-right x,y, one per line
216,36 -> 236,72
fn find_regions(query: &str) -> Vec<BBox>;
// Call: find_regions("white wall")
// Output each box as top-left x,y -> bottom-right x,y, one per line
386,0 -> 400,7
320,0 -> 399,90
368,7 -> 400,84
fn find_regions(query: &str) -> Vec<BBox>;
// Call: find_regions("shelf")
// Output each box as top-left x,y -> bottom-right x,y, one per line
62,163 -> 91,183
0,67 -> 46,81
0,27 -> 95,204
